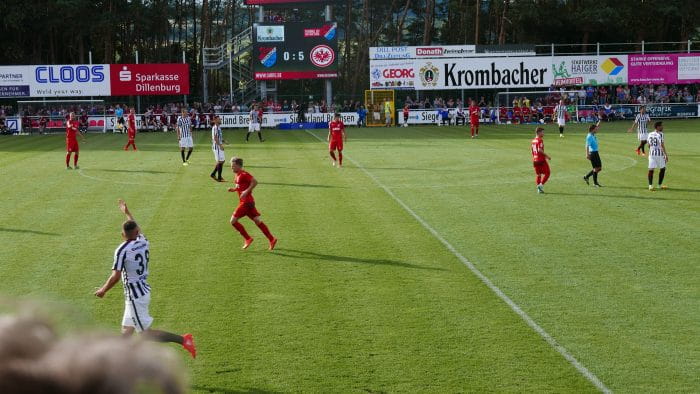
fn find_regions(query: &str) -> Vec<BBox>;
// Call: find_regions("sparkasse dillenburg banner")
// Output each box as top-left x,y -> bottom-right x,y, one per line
0,64 -> 189,98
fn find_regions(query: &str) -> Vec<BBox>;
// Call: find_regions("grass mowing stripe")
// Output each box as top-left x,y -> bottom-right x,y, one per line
305,129 -> 612,393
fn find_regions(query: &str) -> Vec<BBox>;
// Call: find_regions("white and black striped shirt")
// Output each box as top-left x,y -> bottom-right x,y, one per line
212,125 -> 223,150
177,116 -> 192,138
112,234 -> 151,300
647,131 -> 665,157
635,113 -> 650,136
555,104 -> 567,119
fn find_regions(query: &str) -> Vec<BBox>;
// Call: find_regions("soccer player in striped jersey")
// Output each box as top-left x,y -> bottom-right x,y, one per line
246,105 -> 264,142
554,99 -> 566,137
177,108 -> 194,165
628,106 -> 650,156
228,157 -> 278,250
531,127 -> 551,194
647,121 -> 668,191
210,115 -> 226,182
95,199 -> 196,358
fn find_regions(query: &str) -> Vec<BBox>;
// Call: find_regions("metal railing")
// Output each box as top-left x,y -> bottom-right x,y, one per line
534,40 -> 696,56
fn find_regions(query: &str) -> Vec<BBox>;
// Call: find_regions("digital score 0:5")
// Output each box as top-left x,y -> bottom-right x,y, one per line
283,51 -> 305,62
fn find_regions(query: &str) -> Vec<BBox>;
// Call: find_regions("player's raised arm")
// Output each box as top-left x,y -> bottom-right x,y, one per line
118,199 -> 135,222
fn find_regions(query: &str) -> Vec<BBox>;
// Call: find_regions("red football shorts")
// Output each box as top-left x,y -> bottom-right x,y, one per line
533,161 -> 549,174
233,201 -> 260,220
329,139 -> 343,151
128,131 -> 136,140
66,139 -> 79,152
470,117 -> 479,126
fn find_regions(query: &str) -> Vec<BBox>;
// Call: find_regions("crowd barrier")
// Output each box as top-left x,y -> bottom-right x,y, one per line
3,103 -> 700,134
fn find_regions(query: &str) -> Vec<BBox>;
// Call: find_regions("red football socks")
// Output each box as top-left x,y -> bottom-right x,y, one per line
338,152 -> 343,166
73,153 -> 79,166
65,153 -> 70,166
232,222 -> 251,240
329,151 -> 337,161
256,221 -> 274,242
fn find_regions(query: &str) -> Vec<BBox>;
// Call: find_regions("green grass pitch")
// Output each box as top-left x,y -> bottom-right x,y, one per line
0,120 -> 698,393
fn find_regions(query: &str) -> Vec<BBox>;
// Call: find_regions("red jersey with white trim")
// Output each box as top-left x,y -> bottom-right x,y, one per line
234,170 -> 255,203
66,120 -> 78,141
531,136 -> 545,162
329,120 -> 345,141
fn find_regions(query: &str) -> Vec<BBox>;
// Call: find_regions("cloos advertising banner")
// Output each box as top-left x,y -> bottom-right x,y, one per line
0,64 -> 189,98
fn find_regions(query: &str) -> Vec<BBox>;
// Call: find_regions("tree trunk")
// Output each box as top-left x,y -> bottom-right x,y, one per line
498,0 -> 508,45
423,0 -> 435,45
396,0 -> 411,45
474,0 -> 480,44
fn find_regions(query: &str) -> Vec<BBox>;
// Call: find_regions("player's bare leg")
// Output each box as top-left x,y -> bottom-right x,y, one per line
230,216 -> 253,249
329,151 -> 337,166
122,326 -> 196,358
253,216 -> 277,250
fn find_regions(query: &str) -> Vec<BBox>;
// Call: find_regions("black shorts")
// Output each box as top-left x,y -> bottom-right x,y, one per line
589,151 -> 602,168
117,117 -> 125,124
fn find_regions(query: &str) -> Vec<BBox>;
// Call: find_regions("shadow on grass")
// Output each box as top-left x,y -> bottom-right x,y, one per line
547,191 -> 699,201
263,182 -> 343,189
91,168 -> 175,174
191,385 -> 282,394
0,227 -> 58,236
272,248 -> 446,271
607,186 -> 699,193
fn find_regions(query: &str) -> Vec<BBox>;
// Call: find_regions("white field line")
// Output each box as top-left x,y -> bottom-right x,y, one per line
305,130 -> 611,393
77,169 -> 170,187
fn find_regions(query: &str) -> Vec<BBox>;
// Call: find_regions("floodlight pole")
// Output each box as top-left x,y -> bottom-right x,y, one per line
259,6 -> 266,102
324,4 -> 333,108
183,50 -> 188,106
136,50 -> 141,114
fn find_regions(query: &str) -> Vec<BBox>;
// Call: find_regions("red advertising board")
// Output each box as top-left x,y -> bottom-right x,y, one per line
254,71 -> 338,80
110,64 -> 189,96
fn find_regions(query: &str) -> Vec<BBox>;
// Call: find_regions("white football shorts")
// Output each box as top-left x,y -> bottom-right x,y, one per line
648,156 -> 666,169
248,123 -> 260,133
212,146 -> 225,162
122,293 -> 153,332
557,117 -> 566,127
638,132 -> 648,141
179,136 -> 194,148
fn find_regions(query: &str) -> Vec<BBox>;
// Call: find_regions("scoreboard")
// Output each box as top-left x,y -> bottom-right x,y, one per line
253,22 -> 338,80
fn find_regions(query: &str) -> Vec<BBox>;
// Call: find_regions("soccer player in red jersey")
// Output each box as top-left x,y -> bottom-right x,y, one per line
65,112 -> 85,169
124,107 -> 137,151
469,99 -> 480,138
531,126 -> 551,194
228,157 -> 278,250
327,113 -> 346,168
